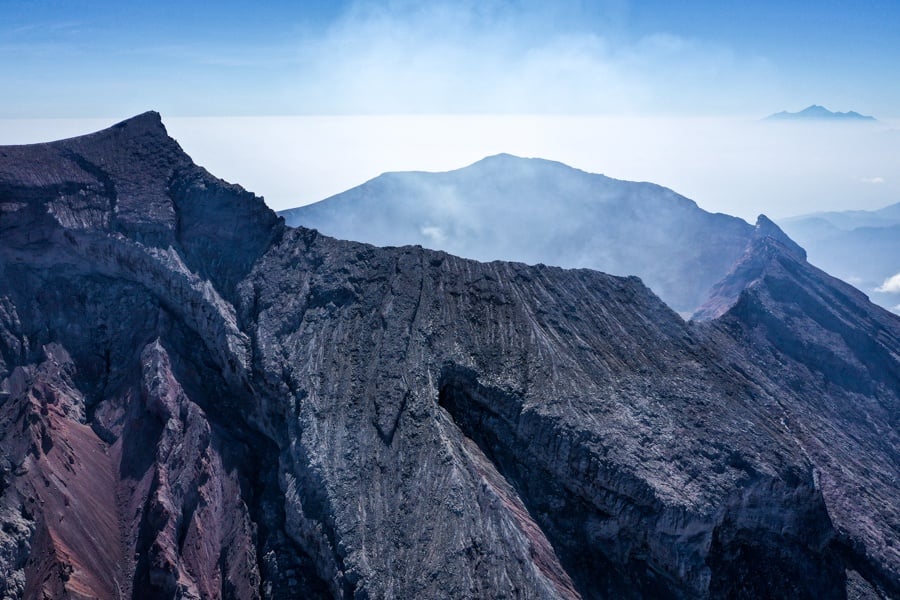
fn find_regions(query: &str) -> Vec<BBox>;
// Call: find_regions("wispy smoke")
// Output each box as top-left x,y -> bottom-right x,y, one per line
289,0 -> 776,115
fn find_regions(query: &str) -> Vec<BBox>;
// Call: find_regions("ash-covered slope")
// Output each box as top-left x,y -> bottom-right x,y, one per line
1,114 -> 898,599
279,154 -> 757,314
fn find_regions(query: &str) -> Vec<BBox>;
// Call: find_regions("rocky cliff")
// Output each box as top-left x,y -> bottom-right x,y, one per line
0,113 -> 897,599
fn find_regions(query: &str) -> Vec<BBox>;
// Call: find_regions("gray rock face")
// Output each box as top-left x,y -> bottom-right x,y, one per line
278,154 -> 757,314
0,113 -> 898,599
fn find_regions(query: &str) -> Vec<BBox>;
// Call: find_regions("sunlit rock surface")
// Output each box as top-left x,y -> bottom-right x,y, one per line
1,114 -> 897,599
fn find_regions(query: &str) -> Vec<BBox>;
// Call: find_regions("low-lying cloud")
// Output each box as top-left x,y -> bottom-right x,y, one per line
420,225 -> 447,245
876,273 -> 900,293
161,114 -> 900,222
4,113 -> 899,223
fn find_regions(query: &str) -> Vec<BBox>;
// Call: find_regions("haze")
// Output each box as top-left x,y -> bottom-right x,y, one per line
2,1 -> 899,219
2,115 -> 898,223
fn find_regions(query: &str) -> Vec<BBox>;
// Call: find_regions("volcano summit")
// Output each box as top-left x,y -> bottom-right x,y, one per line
0,113 -> 897,599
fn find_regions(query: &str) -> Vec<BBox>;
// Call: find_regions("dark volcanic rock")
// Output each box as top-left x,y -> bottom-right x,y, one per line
699,235 -> 900,595
1,114 -> 898,599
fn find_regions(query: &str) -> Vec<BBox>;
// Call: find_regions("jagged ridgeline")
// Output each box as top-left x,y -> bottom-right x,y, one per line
0,113 -> 898,599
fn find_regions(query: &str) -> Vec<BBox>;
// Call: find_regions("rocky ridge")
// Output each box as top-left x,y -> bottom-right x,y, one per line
0,113 -> 898,599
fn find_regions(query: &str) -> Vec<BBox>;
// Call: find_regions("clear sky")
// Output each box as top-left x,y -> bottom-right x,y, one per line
2,0 -> 899,118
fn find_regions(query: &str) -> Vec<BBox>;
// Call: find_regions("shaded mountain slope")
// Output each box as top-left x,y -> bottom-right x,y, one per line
0,114 -> 898,599
697,235 -> 900,595
279,154 -> 760,314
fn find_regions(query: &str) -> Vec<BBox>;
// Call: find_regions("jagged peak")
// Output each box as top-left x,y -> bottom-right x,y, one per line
753,214 -> 806,260
77,110 -> 181,152
692,232 -> 807,321
0,111 -> 176,155
109,110 -> 167,134
0,111 -> 283,301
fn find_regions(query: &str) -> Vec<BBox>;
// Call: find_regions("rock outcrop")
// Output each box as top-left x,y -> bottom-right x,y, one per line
1,113 -> 897,598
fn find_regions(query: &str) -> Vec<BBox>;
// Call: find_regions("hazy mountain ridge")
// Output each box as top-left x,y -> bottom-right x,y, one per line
0,114 -> 898,599
765,105 -> 877,121
780,201 -> 900,312
279,154 -> 787,315
782,201 -> 900,230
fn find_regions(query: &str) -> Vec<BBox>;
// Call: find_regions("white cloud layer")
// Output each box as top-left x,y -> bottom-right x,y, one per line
861,176 -> 885,184
876,273 -> 900,293
283,0 -> 777,115
3,114 -> 900,223
163,114 -> 900,221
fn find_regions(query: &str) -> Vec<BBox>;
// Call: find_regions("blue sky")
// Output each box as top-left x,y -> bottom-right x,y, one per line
2,0 -> 898,118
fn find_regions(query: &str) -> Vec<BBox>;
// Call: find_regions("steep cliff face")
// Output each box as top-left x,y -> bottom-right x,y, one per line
1,114 -> 898,599
698,234 -> 900,596
0,113 -> 279,599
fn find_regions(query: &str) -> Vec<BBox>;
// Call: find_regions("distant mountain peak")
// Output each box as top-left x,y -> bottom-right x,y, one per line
479,152 -> 521,162
765,105 -> 876,121
466,153 -> 585,173
279,155 -> 755,313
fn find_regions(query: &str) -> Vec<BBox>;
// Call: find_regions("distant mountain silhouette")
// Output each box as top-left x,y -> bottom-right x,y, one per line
765,105 -> 876,121
782,202 -> 900,230
279,154 -> 803,314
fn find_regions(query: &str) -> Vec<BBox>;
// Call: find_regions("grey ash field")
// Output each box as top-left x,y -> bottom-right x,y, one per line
0,112 -> 898,599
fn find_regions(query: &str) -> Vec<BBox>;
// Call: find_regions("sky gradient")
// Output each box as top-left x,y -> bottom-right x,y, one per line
1,2 -> 898,310
1,1 -> 898,227
2,0 -> 899,118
